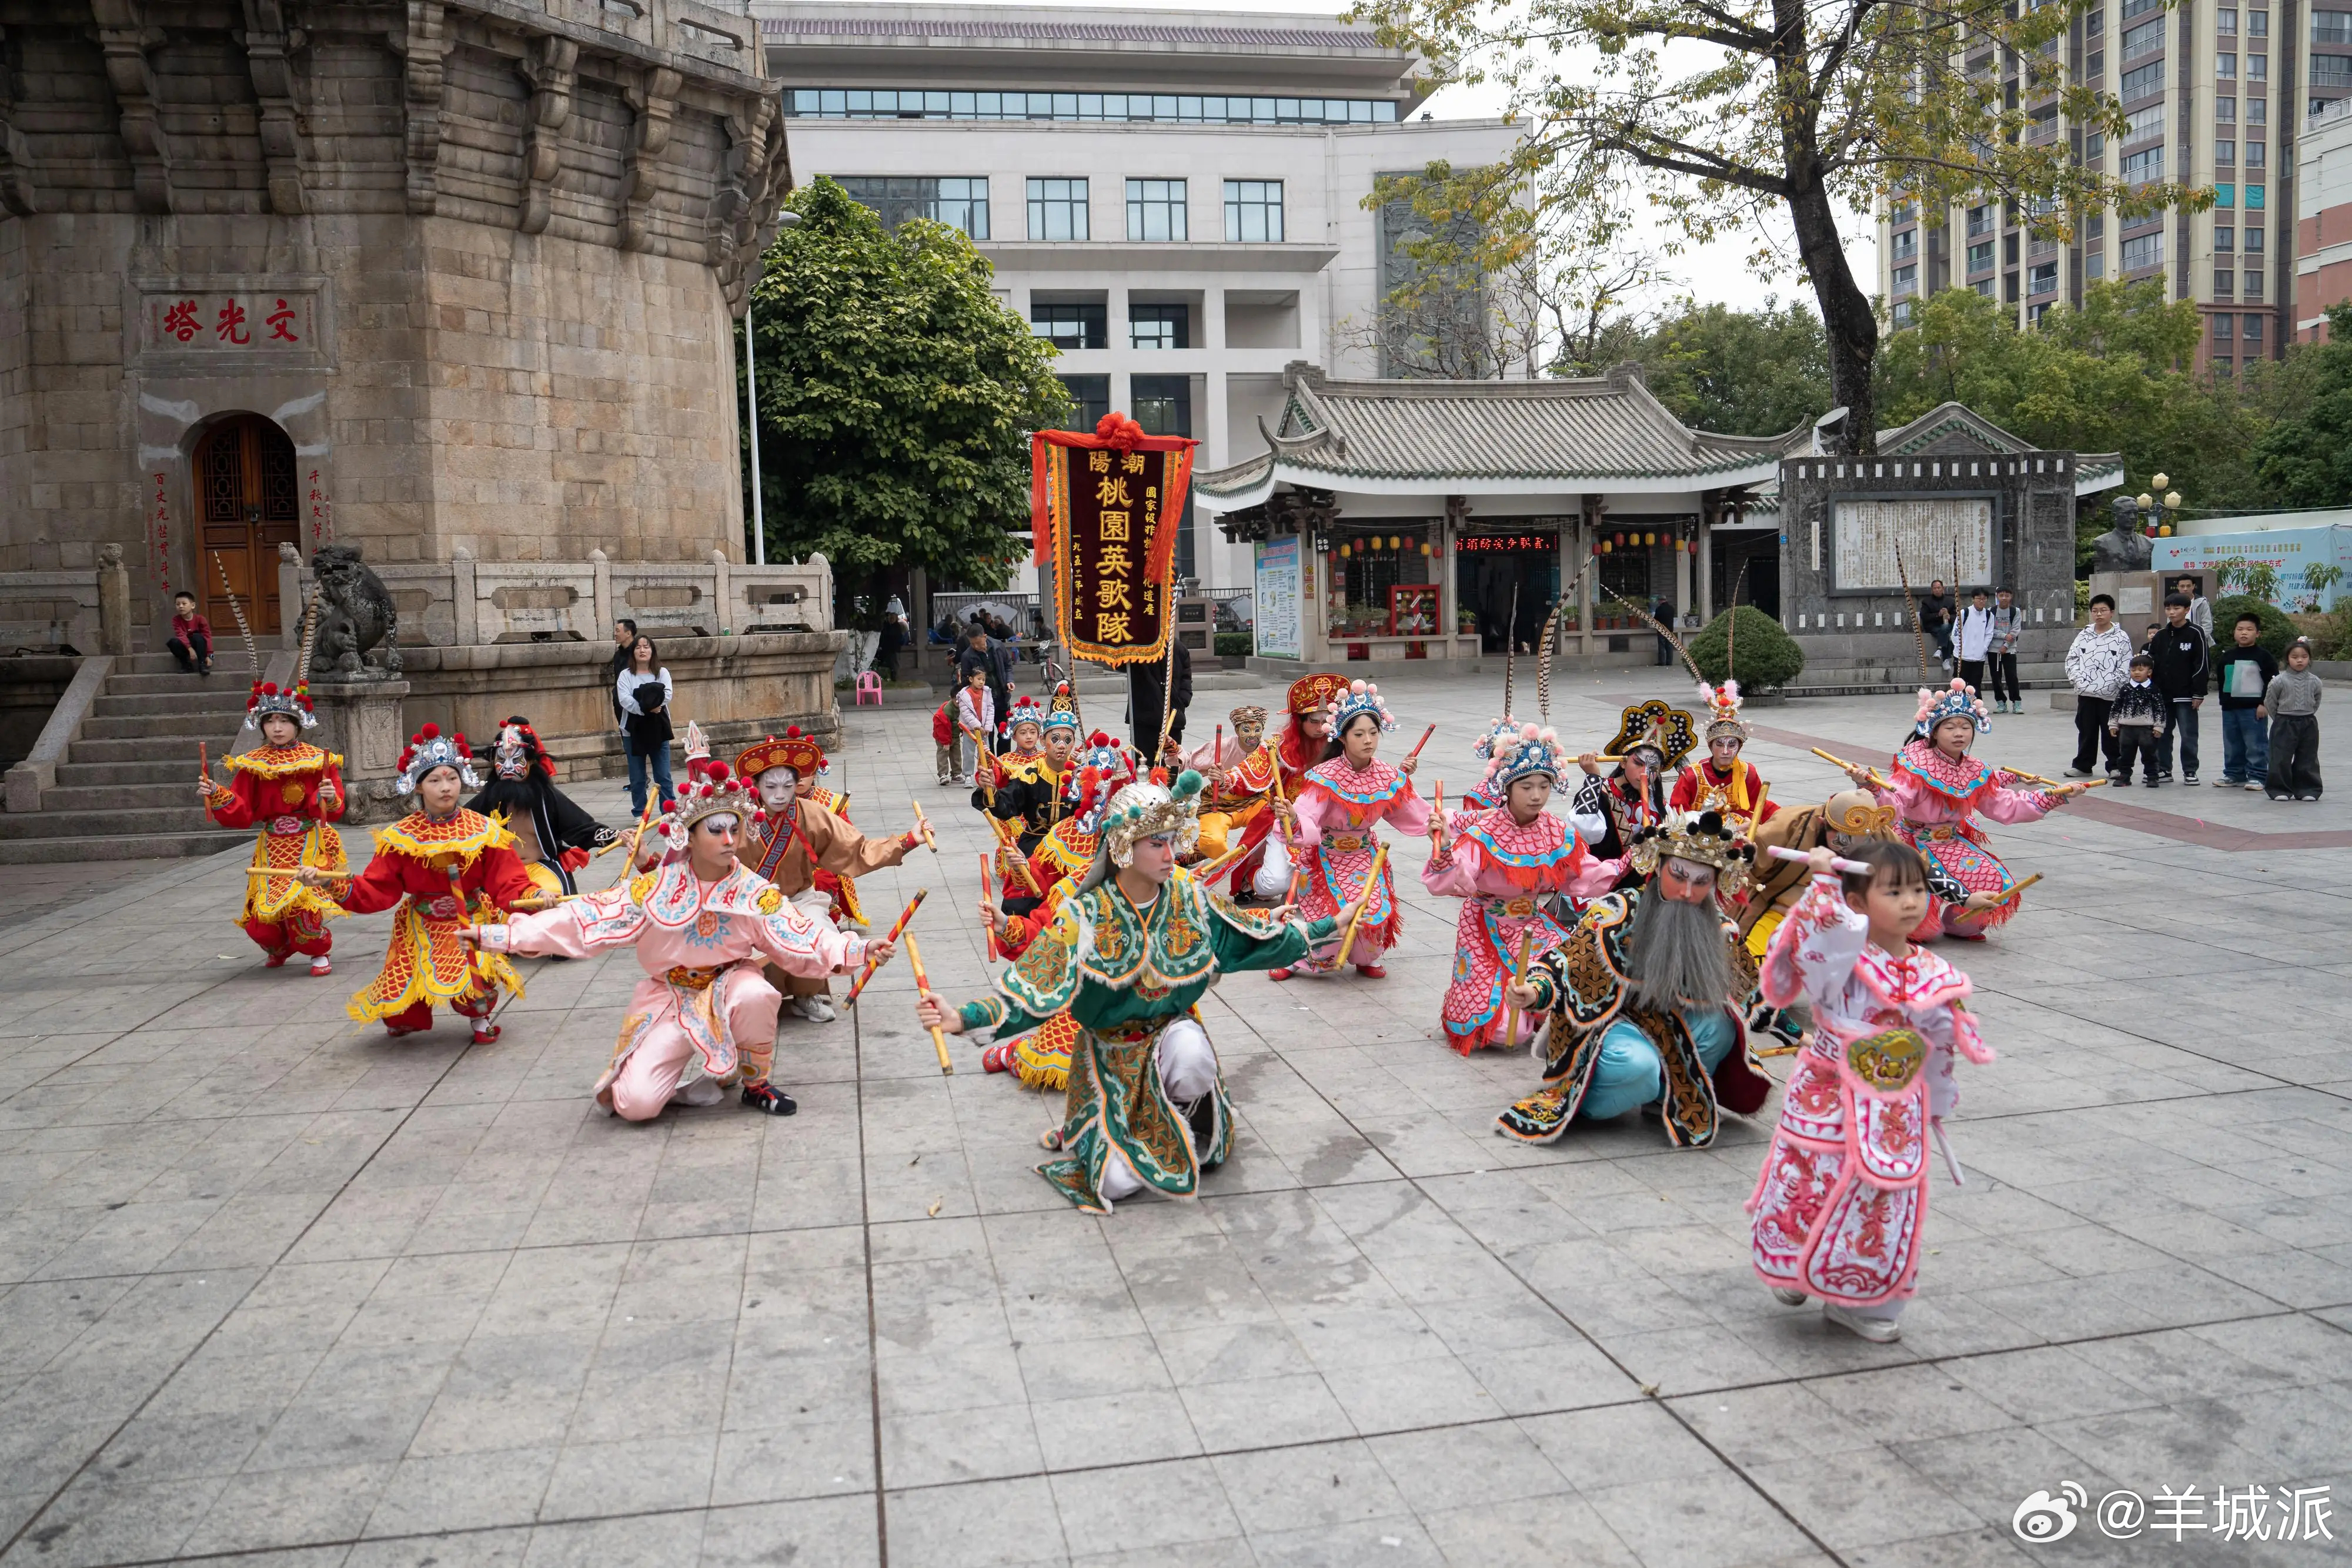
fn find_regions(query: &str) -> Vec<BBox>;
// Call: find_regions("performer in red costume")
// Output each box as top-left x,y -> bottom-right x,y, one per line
1669,680 -> 1780,833
1229,672 -> 1348,901
203,680 -> 348,976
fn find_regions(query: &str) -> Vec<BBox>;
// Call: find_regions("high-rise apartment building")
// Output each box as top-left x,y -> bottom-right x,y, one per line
1879,1 -> 2352,373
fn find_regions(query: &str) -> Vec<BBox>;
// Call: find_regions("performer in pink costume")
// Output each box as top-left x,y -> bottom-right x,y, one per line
1270,679 -> 1429,980
1746,840 -> 1992,1343
1423,723 -> 1615,1053
1849,678 -> 2086,941
465,758 -> 885,1122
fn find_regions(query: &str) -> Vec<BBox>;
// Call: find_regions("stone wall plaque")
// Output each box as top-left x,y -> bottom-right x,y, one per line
1832,497 -> 1994,591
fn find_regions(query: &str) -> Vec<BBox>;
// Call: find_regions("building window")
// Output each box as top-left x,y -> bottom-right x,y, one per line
2246,221 -> 2266,252
2246,137 -> 2267,166
1893,263 -> 1919,296
2218,138 -> 2237,163
2249,93 -> 2268,121
1030,299 -> 1106,349
2215,355 -> 2234,374
1975,278 -> 1997,296
2245,266 -> 2264,298
2216,267 -> 2236,295
1125,179 -> 1188,242
1130,375 -> 1195,582
1967,203 -> 1997,236
2122,232 -> 2164,271
1057,374 -> 1110,430
2318,53 -> 2352,85
2249,52 -> 2268,76
1893,299 -> 1916,325
1129,302 -> 1190,350
2030,262 -> 2060,295
2249,7 -> 2269,34
2243,313 -> 2266,346
2122,60 -> 2166,98
2123,16 -> 2167,56
787,89 -> 1401,125
2219,96 -> 2239,123
1892,228 -> 1919,259
2124,104 -> 2166,141
1222,180 -> 1284,242
2220,6 -> 2239,31
2248,183 -> 2266,208
1025,178 -> 1090,241
2217,223 -> 2236,250
1969,240 -> 1996,273
2122,146 -> 2166,183
836,176 -> 990,238
2219,51 -> 2239,75
2318,9 -> 2352,39
2087,252 -> 2106,278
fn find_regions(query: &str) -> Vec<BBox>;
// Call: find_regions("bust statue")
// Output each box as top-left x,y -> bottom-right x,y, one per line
2090,496 -> 2154,574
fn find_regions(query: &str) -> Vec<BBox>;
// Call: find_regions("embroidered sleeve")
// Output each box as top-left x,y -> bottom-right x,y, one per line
1760,873 -> 1866,1011
1206,892 -> 1315,973
1000,900 -> 1083,1021
753,900 -> 863,977
1975,781 -> 2060,824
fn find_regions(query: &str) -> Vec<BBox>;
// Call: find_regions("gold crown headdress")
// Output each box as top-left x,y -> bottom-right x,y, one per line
1099,770 -> 1205,867
1626,809 -> 1756,897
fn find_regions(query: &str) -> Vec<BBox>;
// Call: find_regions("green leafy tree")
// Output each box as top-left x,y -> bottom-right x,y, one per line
1686,604 -> 1805,690
1635,300 -> 1833,437
2250,302 -> 2352,508
746,178 -> 1071,620
1351,0 -> 2200,453
2213,593 -> 2296,660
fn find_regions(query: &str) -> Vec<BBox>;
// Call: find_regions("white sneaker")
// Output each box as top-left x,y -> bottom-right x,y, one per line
793,995 -> 837,1023
1822,1303 -> 1902,1343
675,1076 -> 729,1108
2245,780 -> 2264,791
1770,1287 -> 1809,1306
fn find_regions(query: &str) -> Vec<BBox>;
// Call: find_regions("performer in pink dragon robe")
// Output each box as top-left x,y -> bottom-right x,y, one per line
1271,679 -> 1429,980
1422,723 -> 1616,1054
1746,840 -> 1992,1343
466,758 -> 883,1122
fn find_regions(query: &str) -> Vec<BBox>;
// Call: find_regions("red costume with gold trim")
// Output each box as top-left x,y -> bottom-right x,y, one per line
206,740 -> 349,967
1227,673 -> 1347,898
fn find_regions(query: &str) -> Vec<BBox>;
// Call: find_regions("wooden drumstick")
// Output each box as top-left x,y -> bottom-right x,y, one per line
1331,842 -> 1389,969
906,933 -> 953,1074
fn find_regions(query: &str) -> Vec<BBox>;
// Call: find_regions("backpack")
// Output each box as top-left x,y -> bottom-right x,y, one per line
932,701 -> 954,746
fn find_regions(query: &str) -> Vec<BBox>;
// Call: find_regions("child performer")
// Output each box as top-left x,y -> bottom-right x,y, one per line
467,717 -> 614,902
1270,679 -> 1428,981
1230,673 -> 1348,901
1843,679 -> 2086,941
1566,700 -> 1695,897
1424,724 -> 1609,1054
917,771 -> 1364,1214
981,689 -> 1078,860
1459,717 -> 1528,811
298,724 -> 533,1042
1747,840 -> 1992,1343
1180,704 -> 1279,871
735,727 -> 926,1023
203,680 -> 347,975
1670,682 -> 1780,833
465,760 -> 884,1120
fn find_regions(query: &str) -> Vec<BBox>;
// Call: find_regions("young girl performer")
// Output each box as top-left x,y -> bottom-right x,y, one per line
1424,724 -> 1608,1054
466,760 -> 883,1120
1230,673 -> 1348,901
203,680 -> 348,976
1670,681 -> 1780,833
1271,680 -> 1428,980
1747,839 -> 1992,1343
916,771 -> 1364,1214
1847,679 -> 2086,941
299,724 -> 533,1042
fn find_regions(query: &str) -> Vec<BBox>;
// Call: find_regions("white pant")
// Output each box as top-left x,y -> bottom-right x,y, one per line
1251,837 -> 1292,900
1097,1019 -> 1217,1202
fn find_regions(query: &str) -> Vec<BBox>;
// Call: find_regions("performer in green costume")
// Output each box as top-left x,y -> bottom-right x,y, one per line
917,769 -> 1365,1213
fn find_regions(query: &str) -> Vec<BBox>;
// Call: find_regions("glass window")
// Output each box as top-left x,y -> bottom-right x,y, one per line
2246,266 -> 2265,297
835,176 -> 989,238
1892,263 -> 1919,296
1892,228 -> 1919,259
2123,16 -> 2167,56
2246,221 -> 2265,250
2087,253 -> 2106,279
1969,240 -> 1997,272
1125,179 -> 1188,242
2216,223 -> 2236,249
2314,7 -> 2350,36
2030,261 -> 2060,294
2087,6 -> 2106,30
2122,146 -> 2166,183
1967,203 -> 1996,235
2220,7 -> 2239,30
1222,180 -> 1284,242
1893,299 -> 1915,325
1130,376 -> 1195,581
2249,7 -> 2269,32
2122,60 -> 2166,98
2216,266 -> 2236,295
1129,302 -> 1190,350
2246,137 -> 2267,165
2124,103 -> 2166,140
1030,299 -> 1106,350
2244,313 -> 2265,343
2249,52 -> 2268,76
2218,51 -> 2239,75
2122,232 -> 2164,270
1025,178 -> 1089,241
2217,316 -> 2237,342
1057,374 -> 1109,430
2217,96 -> 2238,121
2218,137 -> 2238,162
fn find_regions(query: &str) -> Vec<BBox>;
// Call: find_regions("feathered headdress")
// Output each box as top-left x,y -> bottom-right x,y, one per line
1040,682 -> 1082,737
1472,716 -> 1523,763
1626,808 -> 1757,897
1913,677 -> 1992,739
243,680 -> 318,731
1481,723 -> 1571,794
1099,770 -> 1205,867
1696,680 -> 1749,743
1603,700 -> 1700,770
1322,678 -> 1397,737
394,723 -> 480,794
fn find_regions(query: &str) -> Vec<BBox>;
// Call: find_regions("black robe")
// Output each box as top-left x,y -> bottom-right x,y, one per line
469,775 -> 610,894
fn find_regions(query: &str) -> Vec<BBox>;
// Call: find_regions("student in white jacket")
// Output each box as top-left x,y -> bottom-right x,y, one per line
1954,589 -> 1996,695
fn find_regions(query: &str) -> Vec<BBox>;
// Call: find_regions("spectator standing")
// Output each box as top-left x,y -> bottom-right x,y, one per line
1955,588 -> 1995,696
957,626 -> 1001,751
2173,575 -> 2214,644
2106,654 -> 2170,786
607,618 -> 638,728
874,612 -> 904,683
2213,613 -> 2278,790
953,663 -> 995,783
616,634 -> 676,815
1986,587 -> 2024,713
987,615 -> 1019,700
2145,593 -> 2211,784
1919,580 -> 1955,668
2064,593 -> 2134,778
1652,596 -> 1677,667
168,591 -> 214,676
1128,637 -> 1193,760
2264,638 -> 2324,800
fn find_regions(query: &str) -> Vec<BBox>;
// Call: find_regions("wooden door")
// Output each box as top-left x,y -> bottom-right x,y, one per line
194,416 -> 300,638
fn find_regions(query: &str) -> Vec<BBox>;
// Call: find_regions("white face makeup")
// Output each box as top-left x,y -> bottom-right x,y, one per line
756,769 -> 798,811
1656,856 -> 1719,905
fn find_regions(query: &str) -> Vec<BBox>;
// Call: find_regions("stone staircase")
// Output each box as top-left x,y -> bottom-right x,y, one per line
0,652 -> 265,864
1784,659 -> 2067,698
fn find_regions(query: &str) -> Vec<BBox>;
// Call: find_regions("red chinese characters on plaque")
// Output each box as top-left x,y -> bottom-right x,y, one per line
146,292 -> 315,354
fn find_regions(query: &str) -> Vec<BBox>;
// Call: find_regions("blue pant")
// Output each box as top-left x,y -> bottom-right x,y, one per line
1581,1008 -> 1738,1121
627,743 -> 674,817
2157,700 -> 2200,776
2220,707 -> 2269,783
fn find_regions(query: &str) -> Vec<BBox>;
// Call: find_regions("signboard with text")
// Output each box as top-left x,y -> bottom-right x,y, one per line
1031,416 -> 1198,666
1254,535 -> 1301,658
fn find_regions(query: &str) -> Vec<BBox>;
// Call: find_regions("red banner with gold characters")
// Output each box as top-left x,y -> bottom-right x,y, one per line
1030,413 -> 1198,667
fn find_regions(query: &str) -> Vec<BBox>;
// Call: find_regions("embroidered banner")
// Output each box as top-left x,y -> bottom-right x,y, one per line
1030,413 -> 1198,667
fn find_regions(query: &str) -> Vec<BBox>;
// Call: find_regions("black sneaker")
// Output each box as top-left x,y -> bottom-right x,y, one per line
2183,774 -> 2201,786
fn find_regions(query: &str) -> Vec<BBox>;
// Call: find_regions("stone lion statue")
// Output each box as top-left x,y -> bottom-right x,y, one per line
310,544 -> 402,677
2089,495 -> 2154,575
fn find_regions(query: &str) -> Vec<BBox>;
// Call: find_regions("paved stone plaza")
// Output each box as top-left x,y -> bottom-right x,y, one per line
2,668 -> 2348,1567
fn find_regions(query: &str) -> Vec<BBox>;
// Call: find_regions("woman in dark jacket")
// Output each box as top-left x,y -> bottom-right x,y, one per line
615,634 -> 676,815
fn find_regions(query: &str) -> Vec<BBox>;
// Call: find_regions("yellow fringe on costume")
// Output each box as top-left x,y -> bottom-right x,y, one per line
242,825 -> 348,927
347,894 -> 524,1022
1013,1011 -> 1082,1091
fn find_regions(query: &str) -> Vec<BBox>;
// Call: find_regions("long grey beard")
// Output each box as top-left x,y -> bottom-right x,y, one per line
1625,891 -> 1732,1014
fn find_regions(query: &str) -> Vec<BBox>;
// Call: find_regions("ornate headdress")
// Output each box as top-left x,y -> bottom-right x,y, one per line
736,725 -> 827,782
1823,790 -> 1898,840
1099,770 -> 1205,867
1322,678 -> 1397,737
1626,808 -> 1756,897
1041,682 -> 1082,737
1005,693 -> 1047,734
491,717 -> 554,779
1287,673 -> 1349,717
243,680 -> 318,731
1913,677 -> 1992,739
1228,704 -> 1269,731
1603,700 -> 1699,769
1060,731 -> 1140,833
1480,723 -> 1570,794
1696,680 -> 1749,743
394,723 -> 480,795
1472,716 -> 1522,763
662,757 -> 759,843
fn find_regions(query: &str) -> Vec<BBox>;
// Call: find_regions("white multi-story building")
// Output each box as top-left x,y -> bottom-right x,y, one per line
761,3 -> 1520,592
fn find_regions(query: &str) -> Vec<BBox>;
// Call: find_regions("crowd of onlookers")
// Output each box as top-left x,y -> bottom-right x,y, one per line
2062,575 -> 2323,800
